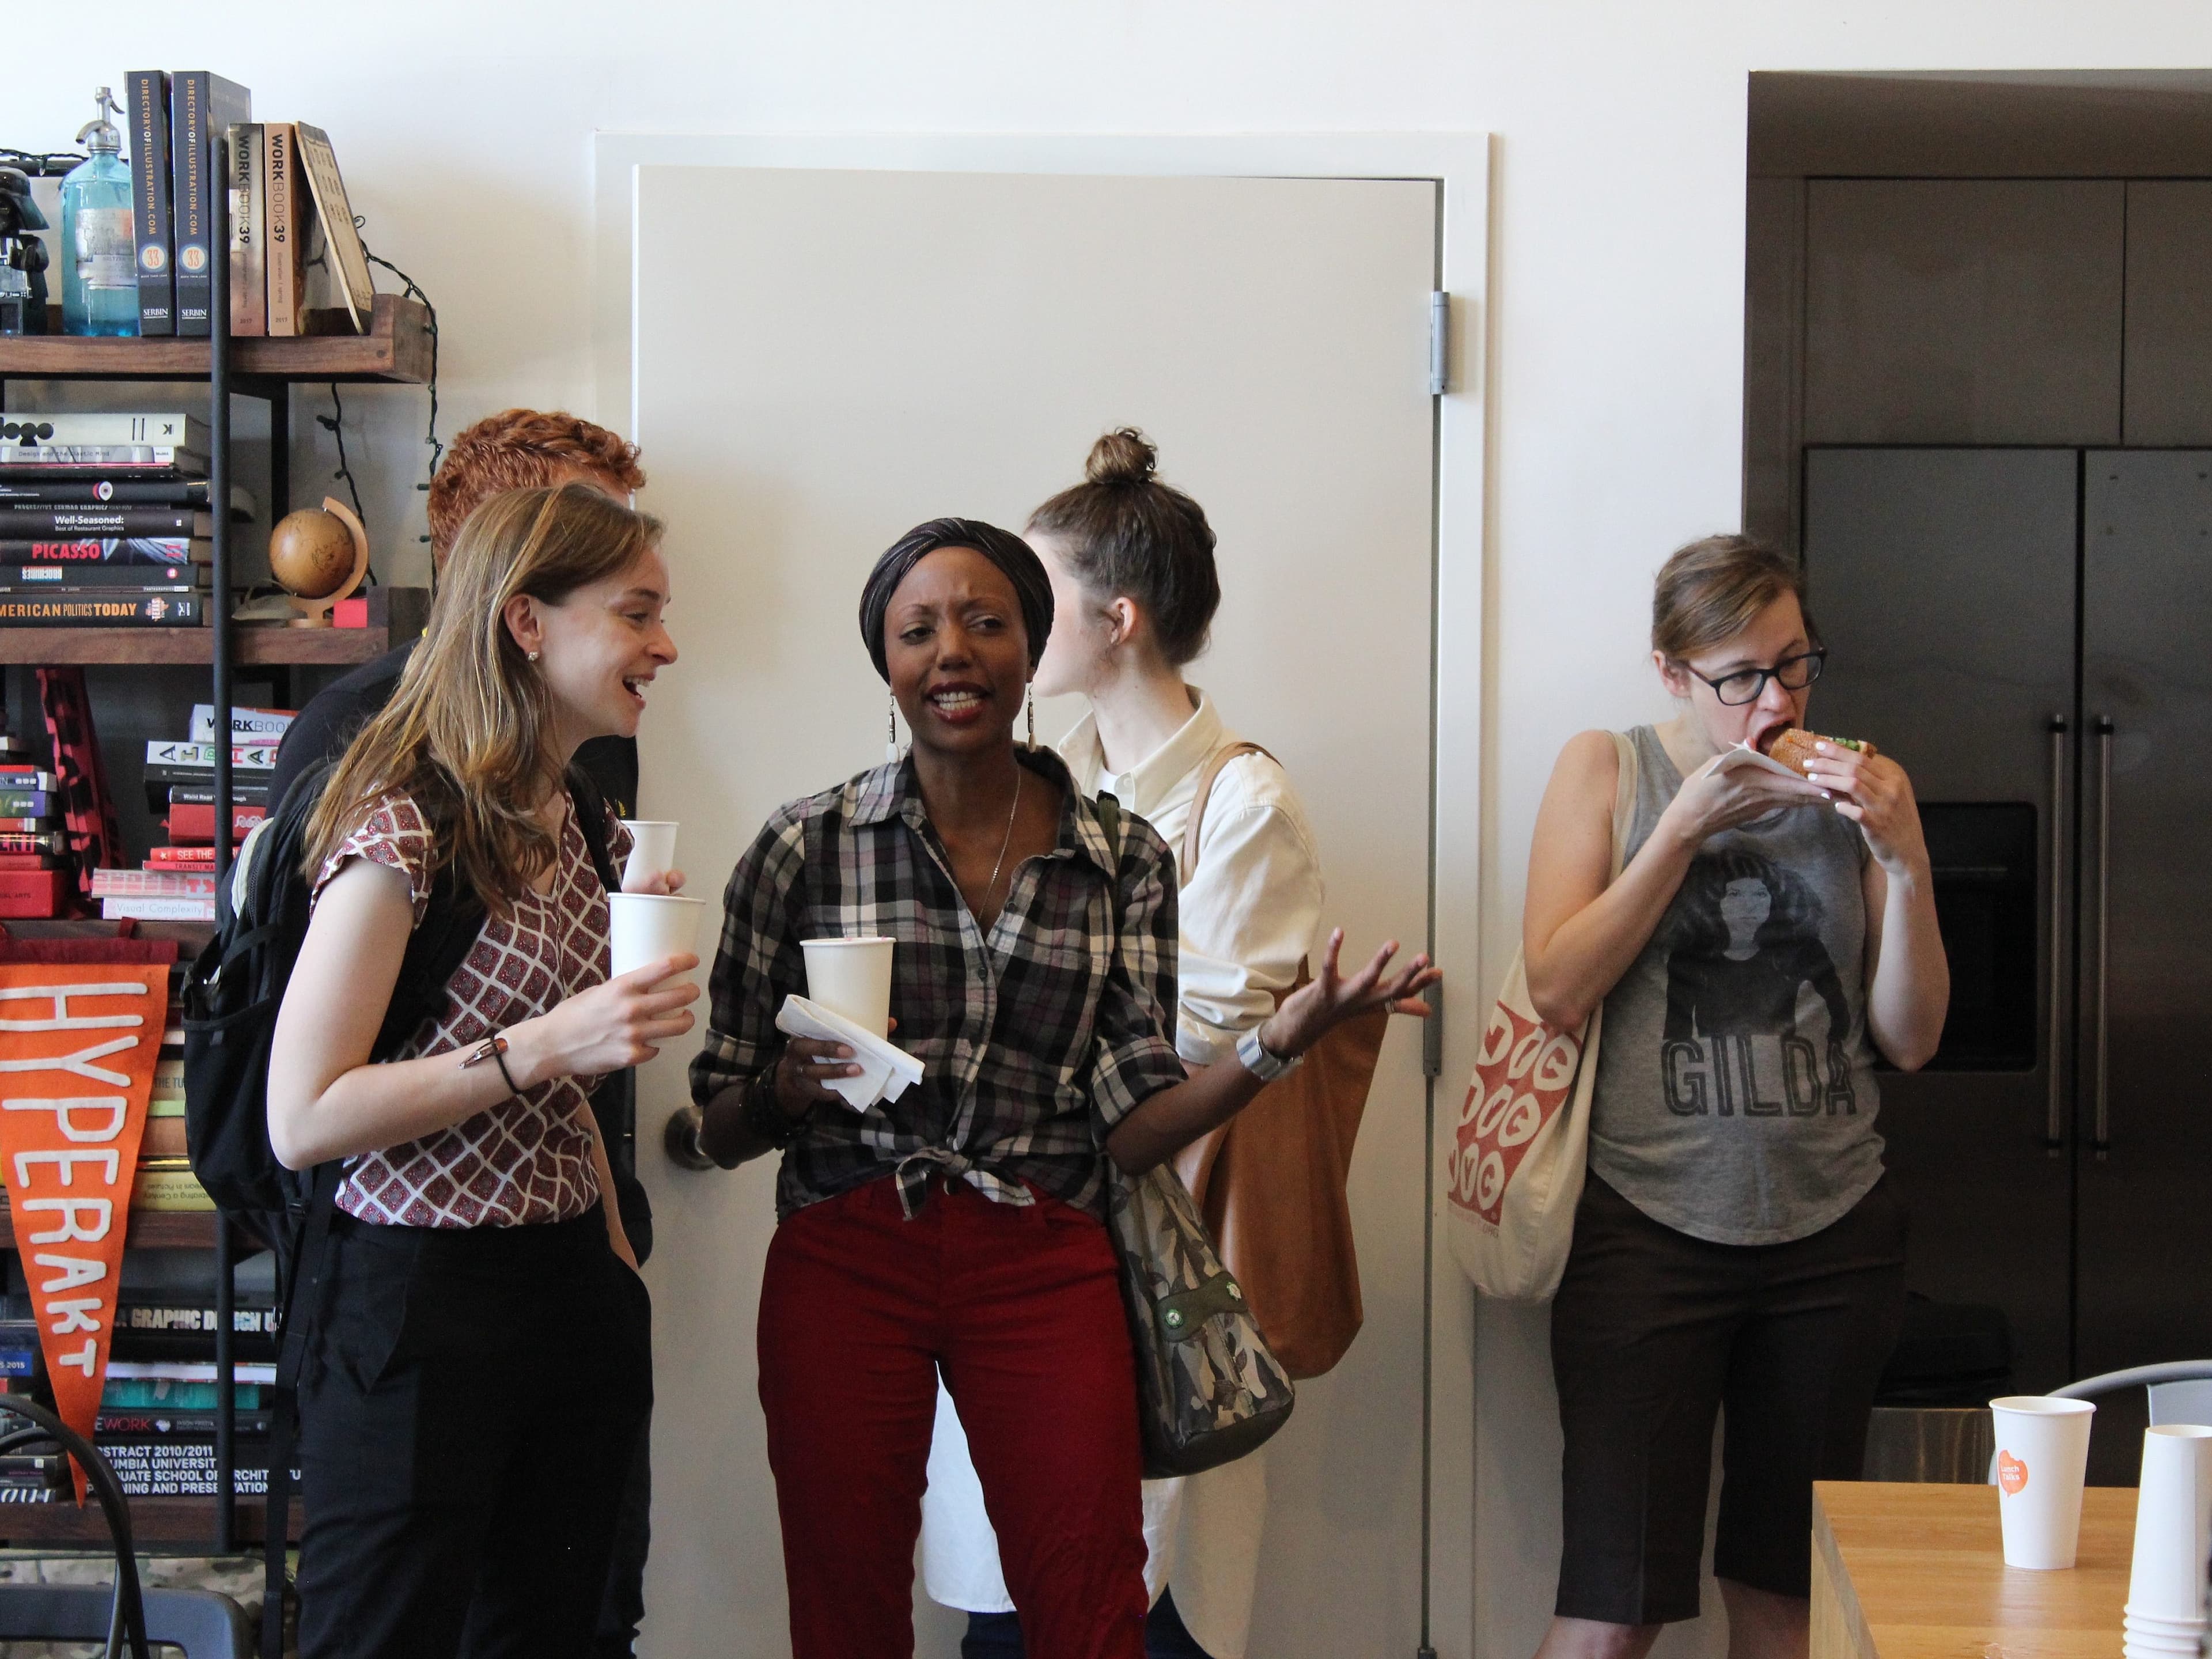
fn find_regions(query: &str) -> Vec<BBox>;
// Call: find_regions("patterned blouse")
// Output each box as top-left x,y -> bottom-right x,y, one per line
310,791 -> 631,1228
690,748 -> 1188,1222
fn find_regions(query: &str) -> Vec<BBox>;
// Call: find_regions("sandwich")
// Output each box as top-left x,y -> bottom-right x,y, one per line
1764,728 -> 1876,778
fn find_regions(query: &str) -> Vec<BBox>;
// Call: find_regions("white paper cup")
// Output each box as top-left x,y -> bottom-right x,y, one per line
2125,1616 -> 2209,1640
2128,1425 -> 2212,1619
609,893 -> 705,980
1990,1395 -> 2097,1569
801,936 -> 895,1036
2122,1637 -> 2203,1657
619,820 -> 679,893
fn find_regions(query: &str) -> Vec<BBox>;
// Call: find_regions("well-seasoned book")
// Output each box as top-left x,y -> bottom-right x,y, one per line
0,506 -> 214,537
228,121 -> 266,335
170,74 -> 251,337
0,593 -> 205,627
127,70 -> 175,336
264,123 -> 306,337
0,548 -> 209,575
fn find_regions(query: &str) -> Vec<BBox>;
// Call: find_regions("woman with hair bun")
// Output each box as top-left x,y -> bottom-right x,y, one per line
922,431 -> 1389,1659
691,513 -> 1433,1659
1519,534 -> 1947,1659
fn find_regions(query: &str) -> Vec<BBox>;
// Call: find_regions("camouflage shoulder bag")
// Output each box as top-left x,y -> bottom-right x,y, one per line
1093,791 -> 1296,1478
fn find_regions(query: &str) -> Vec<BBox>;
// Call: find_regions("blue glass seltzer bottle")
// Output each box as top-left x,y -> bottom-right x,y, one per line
60,88 -> 137,337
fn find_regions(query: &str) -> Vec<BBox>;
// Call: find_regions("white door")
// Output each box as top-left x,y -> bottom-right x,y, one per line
630,164 -> 1438,1658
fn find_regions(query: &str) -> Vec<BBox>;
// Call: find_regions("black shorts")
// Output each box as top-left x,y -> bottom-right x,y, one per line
1549,1173 -> 1906,1623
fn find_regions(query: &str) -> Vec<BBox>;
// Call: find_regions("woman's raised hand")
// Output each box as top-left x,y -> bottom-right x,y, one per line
1800,744 -> 1931,874
1665,752 -> 1826,844
507,957 -> 700,1085
1255,930 -> 1441,1059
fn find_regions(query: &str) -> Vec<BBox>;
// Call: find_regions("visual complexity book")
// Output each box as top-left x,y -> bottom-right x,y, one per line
0,593 -> 205,627
0,538 -> 210,565
264,123 -> 307,338
169,73 -> 251,336
227,121 -> 266,335
127,70 -> 175,336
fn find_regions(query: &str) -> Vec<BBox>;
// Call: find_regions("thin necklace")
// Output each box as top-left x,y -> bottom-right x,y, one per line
980,766 -> 1023,919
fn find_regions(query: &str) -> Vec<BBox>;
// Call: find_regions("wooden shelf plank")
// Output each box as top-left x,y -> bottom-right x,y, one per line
0,589 -> 428,665
0,1494 -> 301,1547
0,296 -> 431,384
0,1207 -> 222,1251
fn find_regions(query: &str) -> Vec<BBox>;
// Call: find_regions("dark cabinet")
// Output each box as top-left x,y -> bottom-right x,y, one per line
2122,183 -> 2212,445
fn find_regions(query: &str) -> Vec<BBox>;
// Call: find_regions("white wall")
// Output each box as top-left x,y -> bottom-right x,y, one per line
17,6 -> 2212,1656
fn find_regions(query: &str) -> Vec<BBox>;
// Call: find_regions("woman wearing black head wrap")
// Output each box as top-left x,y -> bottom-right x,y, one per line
690,518 -> 1436,1659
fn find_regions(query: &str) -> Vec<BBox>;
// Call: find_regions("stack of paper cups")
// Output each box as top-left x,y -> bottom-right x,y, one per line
1990,1396 -> 2098,1569
2124,1425 -> 2212,1659
609,893 -> 706,980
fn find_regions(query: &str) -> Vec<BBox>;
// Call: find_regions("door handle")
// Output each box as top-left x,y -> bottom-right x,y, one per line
2046,715 -> 2067,1152
2093,716 -> 2114,1159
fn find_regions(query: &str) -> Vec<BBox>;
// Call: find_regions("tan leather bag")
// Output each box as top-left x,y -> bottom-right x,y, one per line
1169,743 -> 1388,1381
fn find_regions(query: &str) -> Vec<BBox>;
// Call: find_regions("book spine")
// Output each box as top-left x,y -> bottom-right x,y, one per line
147,741 -> 280,768
0,855 -> 52,871
162,803 -> 265,843
0,565 -> 203,589
0,539 -> 209,565
0,449 -> 208,474
0,835 -> 62,854
0,594 -> 206,627
0,820 -> 52,835
0,480 -> 214,505
228,122 -> 267,335
91,870 -> 216,896
127,71 -> 174,336
265,124 -> 301,337
171,73 -> 209,335
0,413 -> 204,446
101,896 -> 215,922
0,509 -> 203,537
0,872 -> 65,918
189,703 -> 294,741
0,770 -> 57,790
0,793 -> 53,816
167,785 -> 272,806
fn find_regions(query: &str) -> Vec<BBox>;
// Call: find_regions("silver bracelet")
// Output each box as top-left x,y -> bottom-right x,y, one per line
1236,1025 -> 1302,1082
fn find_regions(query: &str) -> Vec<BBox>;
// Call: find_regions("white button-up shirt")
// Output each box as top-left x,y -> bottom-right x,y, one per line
921,687 -> 1325,1659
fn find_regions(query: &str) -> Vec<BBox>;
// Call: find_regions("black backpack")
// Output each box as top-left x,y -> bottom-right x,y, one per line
179,760 -> 623,1659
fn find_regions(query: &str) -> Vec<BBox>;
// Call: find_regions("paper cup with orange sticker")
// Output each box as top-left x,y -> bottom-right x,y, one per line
1989,1395 -> 2097,1569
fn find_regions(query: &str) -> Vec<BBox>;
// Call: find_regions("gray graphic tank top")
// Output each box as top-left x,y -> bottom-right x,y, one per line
1588,725 -> 1884,1245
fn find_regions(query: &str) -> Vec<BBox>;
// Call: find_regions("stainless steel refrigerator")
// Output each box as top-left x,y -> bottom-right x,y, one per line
1804,446 -> 2211,1480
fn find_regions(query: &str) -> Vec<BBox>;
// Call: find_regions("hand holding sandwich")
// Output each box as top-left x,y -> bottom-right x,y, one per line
1793,738 -> 1930,876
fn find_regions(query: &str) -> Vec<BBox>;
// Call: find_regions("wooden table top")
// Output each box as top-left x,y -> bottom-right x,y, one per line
1813,1481 -> 2138,1659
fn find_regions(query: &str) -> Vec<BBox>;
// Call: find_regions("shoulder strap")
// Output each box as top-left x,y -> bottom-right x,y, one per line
1181,741 -> 1277,877
1093,791 -> 1123,869
1607,731 -> 1639,881
566,764 -> 624,897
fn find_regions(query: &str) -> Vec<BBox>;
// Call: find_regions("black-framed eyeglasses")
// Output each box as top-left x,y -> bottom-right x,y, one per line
1681,647 -> 1827,707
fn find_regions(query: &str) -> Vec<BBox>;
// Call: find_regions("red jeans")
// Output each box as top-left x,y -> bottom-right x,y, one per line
757,1175 -> 1148,1659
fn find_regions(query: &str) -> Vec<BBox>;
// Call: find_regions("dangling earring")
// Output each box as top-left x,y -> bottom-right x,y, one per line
886,694 -> 899,764
1027,685 -> 1036,749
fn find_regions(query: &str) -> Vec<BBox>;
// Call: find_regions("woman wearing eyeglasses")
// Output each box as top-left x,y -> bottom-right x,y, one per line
1519,535 -> 1946,1659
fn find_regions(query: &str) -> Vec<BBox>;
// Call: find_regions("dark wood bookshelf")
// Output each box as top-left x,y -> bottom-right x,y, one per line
0,1205 -> 220,1252
0,296 -> 433,385
0,593 -> 429,666
0,1494 -> 301,1547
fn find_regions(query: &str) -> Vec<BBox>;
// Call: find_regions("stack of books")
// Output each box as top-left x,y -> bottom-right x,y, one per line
97,707 -> 291,921
0,413 -> 248,630
124,69 -> 374,339
0,1297 -> 283,1501
0,1324 -> 63,1501
0,732 -> 65,918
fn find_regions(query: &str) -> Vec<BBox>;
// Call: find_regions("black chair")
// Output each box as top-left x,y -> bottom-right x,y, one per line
0,1393 -> 252,1657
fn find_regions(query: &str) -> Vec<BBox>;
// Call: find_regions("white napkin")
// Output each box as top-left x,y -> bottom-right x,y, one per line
1717,741 -> 1805,781
775,994 -> 925,1112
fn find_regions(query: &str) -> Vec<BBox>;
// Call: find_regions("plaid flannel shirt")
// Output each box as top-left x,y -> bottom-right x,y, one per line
690,748 -> 1187,1220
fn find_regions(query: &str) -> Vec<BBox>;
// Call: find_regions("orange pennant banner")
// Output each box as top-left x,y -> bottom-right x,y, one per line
0,964 -> 164,1502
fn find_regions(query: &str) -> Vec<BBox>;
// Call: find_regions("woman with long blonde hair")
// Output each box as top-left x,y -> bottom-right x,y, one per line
267,483 -> 696,1658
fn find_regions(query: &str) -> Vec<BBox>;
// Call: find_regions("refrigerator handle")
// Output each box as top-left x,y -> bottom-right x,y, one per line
2046,715 -> 2068,1153
2093,716 -> 2115,1160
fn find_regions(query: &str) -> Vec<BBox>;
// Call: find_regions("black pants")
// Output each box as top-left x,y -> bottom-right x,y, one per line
1549,1174 -> 1906,1624
963,1591 -> 1216,1659
296,1206 -> 654,1659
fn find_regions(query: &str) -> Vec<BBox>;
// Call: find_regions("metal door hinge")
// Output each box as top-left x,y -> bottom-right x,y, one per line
1428,292 -> 1449,396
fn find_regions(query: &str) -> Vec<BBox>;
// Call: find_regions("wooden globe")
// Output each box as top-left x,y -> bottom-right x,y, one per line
270,507 -> 361,600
